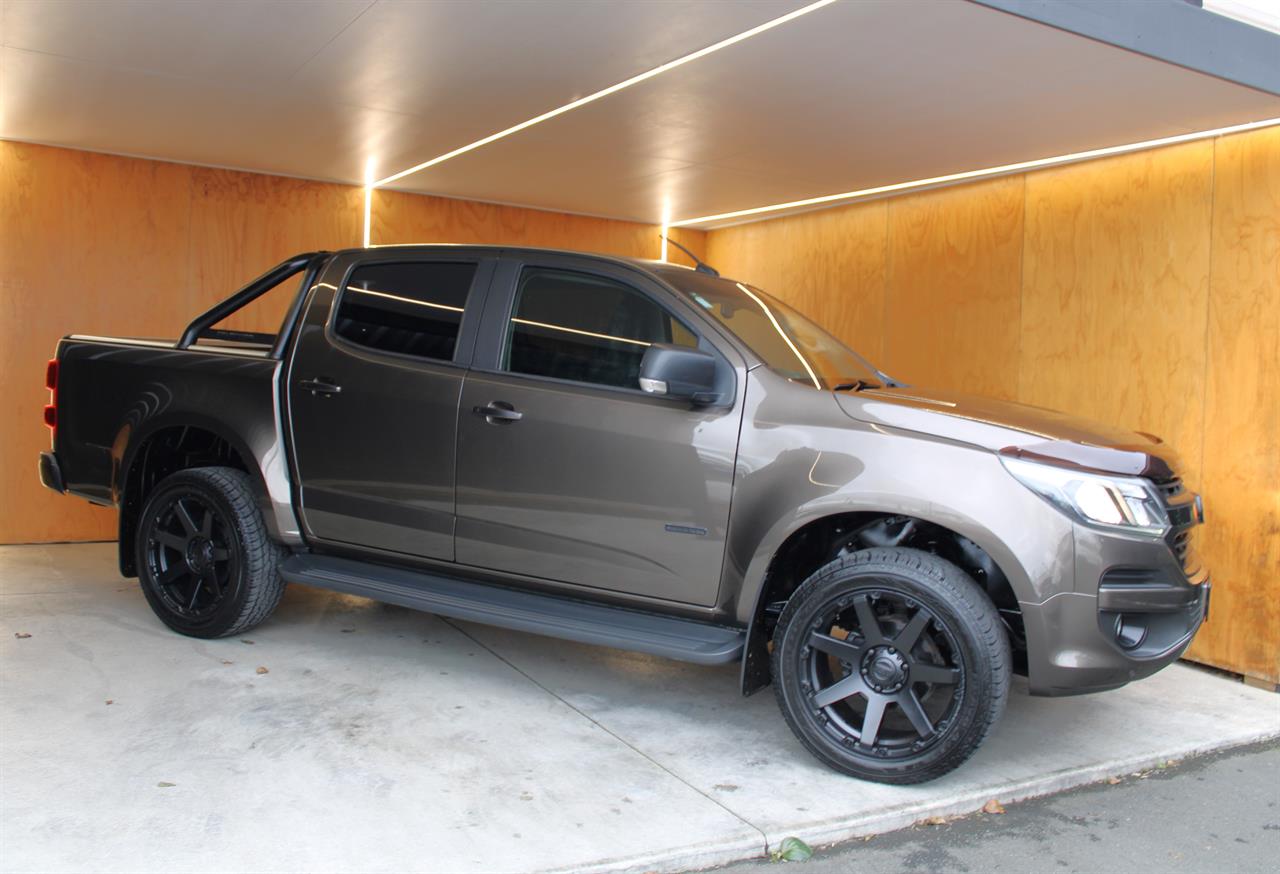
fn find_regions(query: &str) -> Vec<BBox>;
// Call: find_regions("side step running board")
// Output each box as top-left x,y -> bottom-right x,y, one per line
280,554 -> 746,665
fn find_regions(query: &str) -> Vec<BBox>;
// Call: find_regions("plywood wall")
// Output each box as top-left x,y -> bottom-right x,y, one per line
1194,129 -> 1280,682
0,141 -> 704,545
706,127 -> 1280,684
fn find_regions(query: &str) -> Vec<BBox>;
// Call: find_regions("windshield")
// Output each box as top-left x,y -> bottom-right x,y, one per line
671,274 -> 886,390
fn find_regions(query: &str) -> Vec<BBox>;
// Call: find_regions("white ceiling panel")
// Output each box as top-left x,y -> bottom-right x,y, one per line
2,0 -> 1277,226
1,0 -> 809,184
388,0 -> 1280,223
1,0 -> 370,83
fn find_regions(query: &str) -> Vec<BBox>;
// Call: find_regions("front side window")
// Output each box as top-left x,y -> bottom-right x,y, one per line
334,261 -> 477,361
503,268 -> 697,390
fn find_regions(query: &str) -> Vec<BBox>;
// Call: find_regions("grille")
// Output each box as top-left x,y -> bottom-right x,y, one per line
1152,474 -> 1198,573
1171,528 -> 1192,567
1165,520 -> 1202,575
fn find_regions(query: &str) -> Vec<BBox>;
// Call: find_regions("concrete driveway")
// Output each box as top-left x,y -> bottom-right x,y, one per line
3,543 -> 1277,873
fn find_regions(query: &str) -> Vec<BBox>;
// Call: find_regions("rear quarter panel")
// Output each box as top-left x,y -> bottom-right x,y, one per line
55,338 -> 293,538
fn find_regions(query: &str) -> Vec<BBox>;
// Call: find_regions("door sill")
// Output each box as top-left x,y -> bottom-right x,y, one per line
281,554 -> 745,665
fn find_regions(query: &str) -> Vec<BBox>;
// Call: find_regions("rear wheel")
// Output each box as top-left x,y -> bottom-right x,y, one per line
136,467 -> 285,639
772,547 -> 1009,784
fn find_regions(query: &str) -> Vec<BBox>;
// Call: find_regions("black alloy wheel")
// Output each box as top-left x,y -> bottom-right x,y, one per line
802,588 -> 963,757
136,467 -> 286,639
773,547 -> 1010,784
144,490 -> 237,621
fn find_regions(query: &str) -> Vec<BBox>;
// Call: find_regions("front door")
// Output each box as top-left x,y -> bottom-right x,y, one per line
454,260 -> 743,606
288,255 -> 491,560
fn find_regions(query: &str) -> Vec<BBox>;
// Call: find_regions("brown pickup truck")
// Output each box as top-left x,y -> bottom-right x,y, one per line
39,245 -> 1209,783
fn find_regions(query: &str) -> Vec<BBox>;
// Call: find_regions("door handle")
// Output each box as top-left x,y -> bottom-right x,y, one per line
298,378 -> 342,397
473,401 -> 523,423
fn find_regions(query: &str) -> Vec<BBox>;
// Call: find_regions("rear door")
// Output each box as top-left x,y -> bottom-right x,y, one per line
454,255 -> 745,606
287,253 -> 493,560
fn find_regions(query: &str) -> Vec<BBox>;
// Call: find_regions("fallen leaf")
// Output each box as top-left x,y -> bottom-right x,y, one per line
14,632 -> 31,639
220,659 -> 233,665
923,816 -> 950,826
1107,776 -> 1122,785
241,639 -> 255,645
982,799 -> 1005,815
157,782 -> 176,788
255,666 -> 269,675
105,699 -> 114,706
770,836 -> 814,863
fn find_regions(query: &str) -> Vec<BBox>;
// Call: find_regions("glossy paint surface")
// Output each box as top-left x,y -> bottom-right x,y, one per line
49,245 -> 1208,695
286,254 -> 489,560
455,369 -> 741,605
52,337 -> 297,542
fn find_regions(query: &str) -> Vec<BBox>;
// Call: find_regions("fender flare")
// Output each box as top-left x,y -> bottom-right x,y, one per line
733,497 -> 1040,695
115,413 -> 276,576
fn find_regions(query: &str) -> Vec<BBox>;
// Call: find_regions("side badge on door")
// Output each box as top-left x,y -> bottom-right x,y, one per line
664,523 -> 708,536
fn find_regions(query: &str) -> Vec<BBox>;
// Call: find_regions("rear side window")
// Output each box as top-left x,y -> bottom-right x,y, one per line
504,268 -> 697,390
334,261 -> 477,361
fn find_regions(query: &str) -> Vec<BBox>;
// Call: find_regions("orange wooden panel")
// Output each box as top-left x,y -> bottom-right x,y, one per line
186,167 -> 363,335
1019,141 -> 1214,488
371,189 -> 705,263
0,144 -> 704,543
883,176 -> 1024,399
704,200 -> 888,364
0,142 -> 195,543
1185,128 -> 1280,683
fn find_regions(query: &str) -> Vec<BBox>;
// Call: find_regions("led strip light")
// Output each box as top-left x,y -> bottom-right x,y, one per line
372,0 -> 840,190
672,116 -> 1280,227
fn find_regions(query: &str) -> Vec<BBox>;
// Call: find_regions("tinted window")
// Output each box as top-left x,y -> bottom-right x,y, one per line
671,272 -> 883,390
504,268 -> 697,390
334,261 -> 476,361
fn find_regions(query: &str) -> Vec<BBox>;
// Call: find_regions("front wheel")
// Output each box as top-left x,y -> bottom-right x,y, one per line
135,466 -> 286,639
772,547 -> 1010,784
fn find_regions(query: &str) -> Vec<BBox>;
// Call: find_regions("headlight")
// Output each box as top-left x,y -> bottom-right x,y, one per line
1000,456 -> 1169,536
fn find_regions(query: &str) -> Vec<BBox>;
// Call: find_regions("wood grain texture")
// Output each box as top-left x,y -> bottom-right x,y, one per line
884,176 -> 1024,399
1,141 -> 194,543
1019,142 -> 1214,488
702,129 -> 1277,681
1,142 -> 703,543
4,132 -> 1277,681
372,189 -> 706,264
1186,128 -> 1280,682
186,168 -> 364,335
704,199 -> 888,363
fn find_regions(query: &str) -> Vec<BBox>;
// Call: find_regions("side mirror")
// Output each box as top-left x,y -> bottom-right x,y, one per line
638,344 -> 720,404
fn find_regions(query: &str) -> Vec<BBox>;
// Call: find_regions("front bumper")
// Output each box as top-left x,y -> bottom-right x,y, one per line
1023,578 -> 1209,696
38,451 -> 65,493
1023,500 -> 1209,696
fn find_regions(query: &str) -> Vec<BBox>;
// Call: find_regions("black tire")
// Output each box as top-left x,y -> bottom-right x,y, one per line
772,547 -> 1010,784
135,466 -> 286,639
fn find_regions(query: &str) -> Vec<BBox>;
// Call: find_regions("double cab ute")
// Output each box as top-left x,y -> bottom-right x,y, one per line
39,245 -> 1210,783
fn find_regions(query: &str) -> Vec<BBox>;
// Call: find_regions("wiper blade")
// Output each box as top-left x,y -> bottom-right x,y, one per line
833,379 -> 882,392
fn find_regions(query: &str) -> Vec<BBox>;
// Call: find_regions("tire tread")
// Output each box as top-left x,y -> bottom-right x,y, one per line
771,547 -> 1010,784
137,466 -> 286,638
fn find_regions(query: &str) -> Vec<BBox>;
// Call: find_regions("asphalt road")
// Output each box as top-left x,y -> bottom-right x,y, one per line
717,739 -> 1280,873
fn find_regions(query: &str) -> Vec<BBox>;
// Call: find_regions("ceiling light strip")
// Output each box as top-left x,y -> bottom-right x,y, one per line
362,158 -> 376,247
373,0 -> 840,189
672,116 -> 1280,227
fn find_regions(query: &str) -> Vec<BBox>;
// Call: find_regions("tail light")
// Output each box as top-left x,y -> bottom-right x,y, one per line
44,358 -> 58,434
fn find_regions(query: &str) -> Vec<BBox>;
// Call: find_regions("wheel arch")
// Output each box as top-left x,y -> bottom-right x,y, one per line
737,507 -> 1030,696
116,417 -> 272,577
